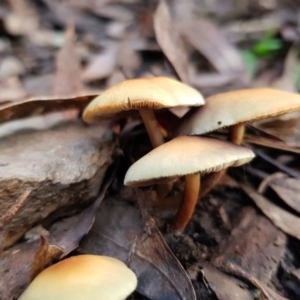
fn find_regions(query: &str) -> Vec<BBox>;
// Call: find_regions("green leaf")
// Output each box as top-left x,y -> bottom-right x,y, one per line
253,38 -> 283,57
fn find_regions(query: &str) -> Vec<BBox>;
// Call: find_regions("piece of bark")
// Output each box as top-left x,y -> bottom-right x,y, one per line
0,121 -> 114,247
212,206 -> 287,285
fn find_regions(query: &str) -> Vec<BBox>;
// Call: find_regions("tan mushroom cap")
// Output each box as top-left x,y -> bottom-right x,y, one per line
124,136 -> 255,187
176,88 -> 300,136
83,77 -> 204,122
19,255 -> 138,300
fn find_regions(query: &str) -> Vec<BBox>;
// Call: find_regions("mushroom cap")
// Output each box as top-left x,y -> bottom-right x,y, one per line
18,255 -> 138,300
83,77 -> 204,123
176,88 -> 300,136
124,136 -> 255,187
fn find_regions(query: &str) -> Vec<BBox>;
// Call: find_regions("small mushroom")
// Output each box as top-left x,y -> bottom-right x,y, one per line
18,255 -> 138,300
175,88 -> 300,145
124,136 -> 255,231
83,77 -> 204,148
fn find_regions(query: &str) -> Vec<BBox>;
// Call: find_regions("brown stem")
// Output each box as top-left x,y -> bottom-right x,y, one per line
139,108 -> 165,148
200,124 -> 244,199
229,124 -> 245,145
171,173 -> 200,232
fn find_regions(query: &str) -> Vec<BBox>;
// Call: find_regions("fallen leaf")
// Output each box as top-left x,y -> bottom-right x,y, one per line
78,196 -> 196,300
153,0 -> 189,83
0,77 -> 28,103
212,207 -> 286,285
180,19 -> 245,74
30,236 -> 63,281
0,56 -> 25,79
241,184 -> 300,241
201,263 -> 252,300
258,172 -> 300,214
82,42 -> 118,82
48,164 -> 115,256
0,94 -> 97,124
93,4 -> 134,22
117,40 -> 141,79
244,134 -> 300,155
4,0 -> 39,36
53,22 -> 83,96
272,45 -> 298,92
190,72 -> 240,89
223,262 -> 289,300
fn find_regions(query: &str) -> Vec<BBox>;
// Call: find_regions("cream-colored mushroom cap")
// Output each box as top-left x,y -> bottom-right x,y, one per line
124,136 -> 255,187
83,77 -> 204,122
176,88 -> 300,136
18,255 -> 138,300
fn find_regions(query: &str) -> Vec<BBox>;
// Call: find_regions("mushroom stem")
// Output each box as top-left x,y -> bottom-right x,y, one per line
139,108 -> 165,148
172,173 -> 200,231
200,124 -> 245,196
230,123 -> 245,145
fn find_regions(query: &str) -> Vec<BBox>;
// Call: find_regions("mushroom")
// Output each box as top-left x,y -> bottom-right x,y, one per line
174,88 -> 300,196
124,136 -> 255,231
18,255 -> 138,300
83,77 -> 204,148
175,88 -> 300,145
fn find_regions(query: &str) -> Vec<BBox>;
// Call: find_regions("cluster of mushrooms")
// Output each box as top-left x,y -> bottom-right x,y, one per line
83,77 -> 300,232
19,77 -> 300,300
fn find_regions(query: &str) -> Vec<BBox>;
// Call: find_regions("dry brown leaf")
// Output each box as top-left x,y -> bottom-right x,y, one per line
212,207 -> 286,285
82,43 -> 118,82
30,236 -> 63,281
180,19 -> 245,74
202,263 -> 252,300
244,135 -> 300,155
153,0 -> 189,83
0,94 -> 97,125
258,172 -> 300,214
190,72 -> 240,89
53,22 -> 83,96
93,4 -> 134,22
0,77 -> 28,103
223,262 -> 289,300
117,40 -> 141,79
4,0 -> 39,36
0,56 -> 25,80
241,184 -> 300,241
79,196 -> 196,300
272,45 -> 298,92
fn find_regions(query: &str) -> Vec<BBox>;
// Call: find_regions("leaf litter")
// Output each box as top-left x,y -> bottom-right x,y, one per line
1,0 -> 300,299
